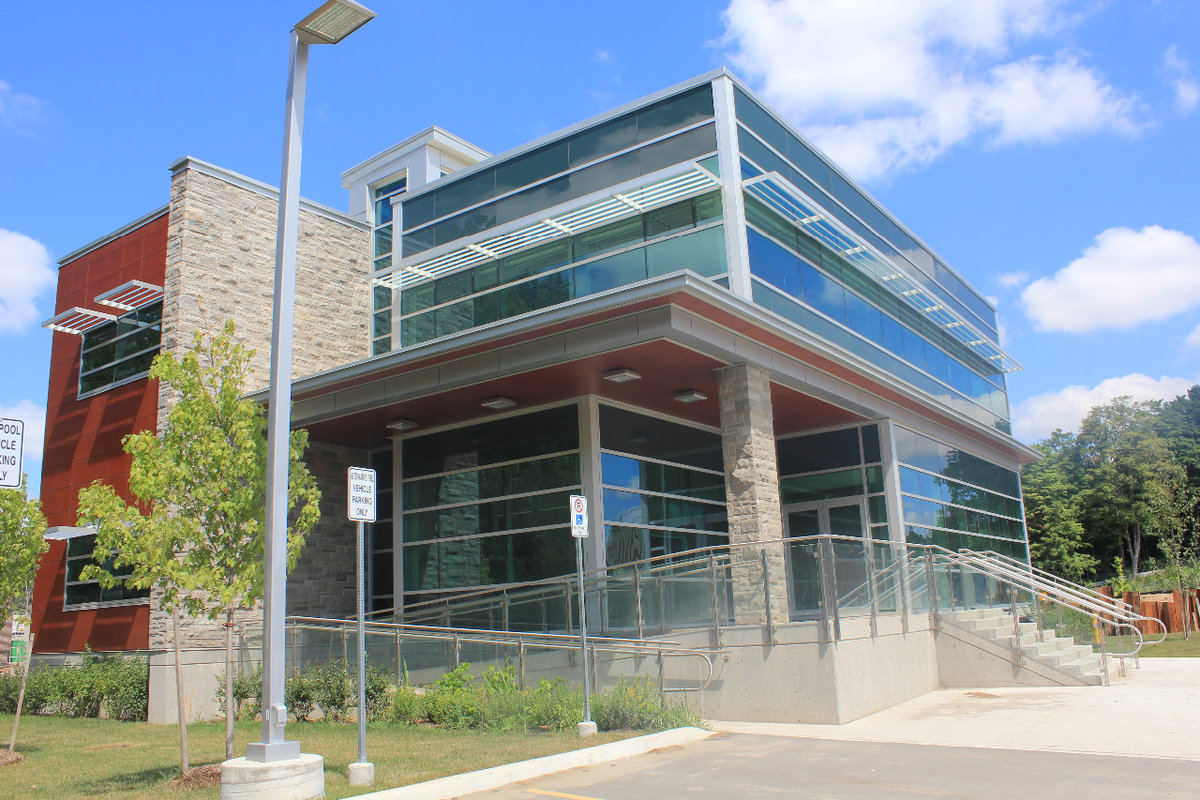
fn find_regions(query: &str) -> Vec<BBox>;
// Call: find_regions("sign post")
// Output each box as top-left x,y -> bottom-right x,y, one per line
570,494 -> 596,737
0,418 -> 25,489
347,467 -> 376,786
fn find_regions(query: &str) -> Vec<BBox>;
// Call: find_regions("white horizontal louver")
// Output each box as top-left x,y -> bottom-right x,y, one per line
744,174 -> 1021,373
375,166 -> 721,290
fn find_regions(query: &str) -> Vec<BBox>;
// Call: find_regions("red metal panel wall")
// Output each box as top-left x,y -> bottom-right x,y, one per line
32,212 -> 168,653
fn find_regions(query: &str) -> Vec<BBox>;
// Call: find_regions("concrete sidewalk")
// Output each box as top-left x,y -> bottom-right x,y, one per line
713,657 -> 1200,760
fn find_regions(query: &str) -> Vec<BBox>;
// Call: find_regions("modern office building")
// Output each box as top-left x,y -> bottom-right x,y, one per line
33,70 -> 1041,721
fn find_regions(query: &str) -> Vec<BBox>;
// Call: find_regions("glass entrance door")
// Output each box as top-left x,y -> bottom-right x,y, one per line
783,499 -> 867,619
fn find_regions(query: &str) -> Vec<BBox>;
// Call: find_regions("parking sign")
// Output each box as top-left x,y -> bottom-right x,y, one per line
570,494 -> 588,538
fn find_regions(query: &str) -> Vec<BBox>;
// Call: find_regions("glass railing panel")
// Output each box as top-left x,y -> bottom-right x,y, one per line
832,538 -> 871,617
787,540 -> 822,620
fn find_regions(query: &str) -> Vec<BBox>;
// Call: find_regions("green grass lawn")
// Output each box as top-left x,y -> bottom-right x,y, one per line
1101,631 -> 1200,658
0,715 -> 632,800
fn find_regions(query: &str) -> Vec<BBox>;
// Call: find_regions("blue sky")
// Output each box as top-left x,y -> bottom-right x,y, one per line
2,0 -> 1199,498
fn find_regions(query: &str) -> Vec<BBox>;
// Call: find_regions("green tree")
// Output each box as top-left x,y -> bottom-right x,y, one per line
1158,385 -> 1200,537
0,474 -> 49,754
1077,397 -> 1178,576
77,321 -> 320,764
1023,430 -> 1096,582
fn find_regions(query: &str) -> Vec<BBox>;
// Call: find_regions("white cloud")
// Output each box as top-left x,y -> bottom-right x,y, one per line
1186,323 -> 1200,349
0,399 -> 45,461
997,271 -> 1029,289
0,229 -> 55,333
1021,225 -> 1200,333
1164,45 -> 1199,115
0,78 -> 46,134
721,0 -> 1142,180
1013,373 -> 1196,442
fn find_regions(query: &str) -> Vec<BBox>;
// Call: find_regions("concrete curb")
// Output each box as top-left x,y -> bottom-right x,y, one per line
353,727 -> 714,799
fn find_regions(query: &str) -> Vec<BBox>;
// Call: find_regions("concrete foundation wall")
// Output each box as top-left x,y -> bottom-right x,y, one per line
935,624 -> 1071,688
148,647 -> 228,724
670,616 -> 938,724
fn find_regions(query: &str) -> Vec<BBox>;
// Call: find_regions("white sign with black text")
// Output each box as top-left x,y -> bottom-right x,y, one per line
0,418 -> 24,489
347,467 -> 377,523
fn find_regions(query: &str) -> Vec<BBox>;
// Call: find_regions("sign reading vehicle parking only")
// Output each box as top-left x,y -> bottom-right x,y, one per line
570,494 -> 588,538
0,418 -> 24,489
347,467 -> 376,523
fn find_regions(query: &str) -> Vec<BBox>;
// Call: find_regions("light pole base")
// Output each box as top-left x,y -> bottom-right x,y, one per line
221,753 -> 324,800
577,721 -> 598,738
348,761 -> 375,786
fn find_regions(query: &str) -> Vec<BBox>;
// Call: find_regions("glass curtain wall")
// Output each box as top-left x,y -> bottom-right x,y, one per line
367,445 -> 394,613
732,86 -> 998,341
399,194 -> 725,346
399,405 -> 581,607
777,423 -> 888,539
393,83 -> 729,350
598,404 -> 728,567
400,86 -> 716,254
894,426 -> 1027,560
744,198 -> 1010,432
372,177 -> 407,355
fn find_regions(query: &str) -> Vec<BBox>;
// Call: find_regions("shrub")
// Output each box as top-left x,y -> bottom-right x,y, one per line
285,672 -> 315,722
524,678 -> 582,732
360,663 -> 392,722
101,655 -> 149,721
592,677 -> 699,731
216,663 -> 262,721
423,663 -> 483,728
479,664 -> 525,731
388,684 -> 422,724
0,653 -> 147,721
308,659 -> 353,722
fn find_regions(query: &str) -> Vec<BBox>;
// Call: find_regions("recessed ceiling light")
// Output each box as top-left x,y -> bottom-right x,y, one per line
603,368 -> 642,383
480,396 -> 516,410
674,389 -> 708,404
386,418 -> 419,432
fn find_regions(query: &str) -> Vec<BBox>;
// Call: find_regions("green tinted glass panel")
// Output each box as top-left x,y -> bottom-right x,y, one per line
780,468 -> 864,504
373,285 -> 392,311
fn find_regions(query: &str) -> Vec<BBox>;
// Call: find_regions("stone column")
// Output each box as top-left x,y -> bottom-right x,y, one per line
718,363 -> 789,625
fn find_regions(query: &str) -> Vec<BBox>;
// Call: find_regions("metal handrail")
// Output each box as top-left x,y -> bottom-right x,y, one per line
966,549 -> 1137,615
927,547 -> 1145,667
952,549 -> 1167,646
280,615 -> 719,694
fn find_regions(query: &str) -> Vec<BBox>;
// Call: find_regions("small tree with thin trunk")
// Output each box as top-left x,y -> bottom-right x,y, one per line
0,474 -> 49,756
78,321 -> 320,765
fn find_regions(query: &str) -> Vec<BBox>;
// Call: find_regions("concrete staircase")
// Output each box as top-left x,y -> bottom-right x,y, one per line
946,608 -> 1106,686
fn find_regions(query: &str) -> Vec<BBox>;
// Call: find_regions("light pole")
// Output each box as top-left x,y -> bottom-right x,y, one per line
248,0 -> 375,764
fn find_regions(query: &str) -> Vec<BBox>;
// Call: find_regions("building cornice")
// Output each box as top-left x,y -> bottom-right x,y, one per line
57,206 -> 170,267
339,126 -> 492,189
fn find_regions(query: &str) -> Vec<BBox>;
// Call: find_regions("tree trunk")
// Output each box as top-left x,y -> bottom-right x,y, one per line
0,616 -> 11,668
1132,521 -> 1143,577
173,607 -> 190,772
7,630 -> 34,753
1180,579 -> 1192,641
225,608 -> 234,761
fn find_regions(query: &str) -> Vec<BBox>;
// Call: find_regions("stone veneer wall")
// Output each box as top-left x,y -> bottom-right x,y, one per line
148,160 -> 370,650
160,160 -> 370,394
718,362 -> 790,625
287,442 -> 366,620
